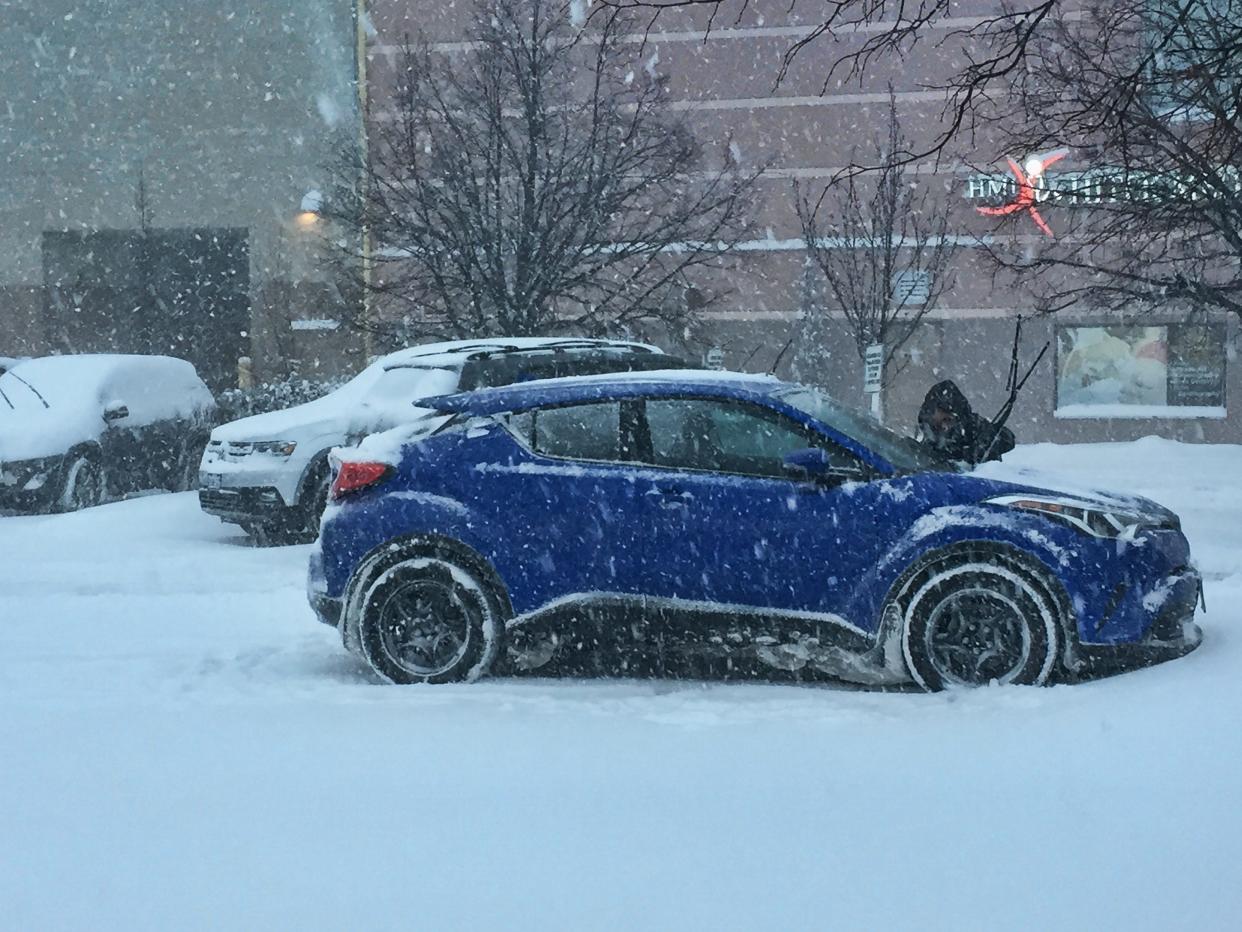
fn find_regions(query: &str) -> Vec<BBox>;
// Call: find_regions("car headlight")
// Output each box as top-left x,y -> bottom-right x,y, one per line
251,441 -> 298,457
987,494 -> 1173,539
0,457 -> 56,490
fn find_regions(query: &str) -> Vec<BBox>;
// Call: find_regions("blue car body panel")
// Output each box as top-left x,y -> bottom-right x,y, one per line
313,375 -> 1201,675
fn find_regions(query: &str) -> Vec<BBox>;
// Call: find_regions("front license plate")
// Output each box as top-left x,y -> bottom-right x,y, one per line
201,472 -> 222,489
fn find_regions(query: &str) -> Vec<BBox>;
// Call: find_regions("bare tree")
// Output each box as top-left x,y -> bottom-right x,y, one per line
979,0 -> 1242,321
795,97 -> 957,420
325,0 -> 755,347
597,0 -> 1062,169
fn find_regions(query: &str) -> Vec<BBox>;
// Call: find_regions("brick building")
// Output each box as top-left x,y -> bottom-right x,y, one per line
361,0 -> 1237,442
2,0 -> 1235,440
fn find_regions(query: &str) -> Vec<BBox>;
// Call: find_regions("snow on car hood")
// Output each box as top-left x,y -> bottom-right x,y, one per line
0,406 -> 104,462
212,364 -> 461,443
971,457 -> 1173,519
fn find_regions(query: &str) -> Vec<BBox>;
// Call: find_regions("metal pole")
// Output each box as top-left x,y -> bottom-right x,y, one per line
355,0 -> 374,361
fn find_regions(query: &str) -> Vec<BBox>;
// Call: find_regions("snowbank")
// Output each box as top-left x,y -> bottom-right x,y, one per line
1,438 -> 1240,930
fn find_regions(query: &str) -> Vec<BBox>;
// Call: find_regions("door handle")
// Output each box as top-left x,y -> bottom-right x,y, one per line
645,487 -> 693,507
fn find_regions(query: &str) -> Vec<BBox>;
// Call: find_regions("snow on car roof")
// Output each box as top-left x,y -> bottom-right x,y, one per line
378,337 -> 661,370
1,353 -> 210,407
210,338 -> 661,441
420,369 -> 783,415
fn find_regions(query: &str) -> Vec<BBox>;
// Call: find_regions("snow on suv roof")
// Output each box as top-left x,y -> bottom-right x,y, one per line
378,337 -> 661,370
421,369 -> 782,416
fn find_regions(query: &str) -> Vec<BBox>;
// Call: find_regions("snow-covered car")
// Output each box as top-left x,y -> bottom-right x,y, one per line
199,337 -> 697,543
0,354 -> 216,513
0,356 -> 29,376
310,371 -> 1203,689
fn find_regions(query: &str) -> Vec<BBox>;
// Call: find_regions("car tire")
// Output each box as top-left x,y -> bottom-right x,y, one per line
57,454 -> 106,512
900,554 -> 1062,691
357,555 -> 504,684
244,520 -> 300,547
301,466 -> 332,539
175,435 -> 209,491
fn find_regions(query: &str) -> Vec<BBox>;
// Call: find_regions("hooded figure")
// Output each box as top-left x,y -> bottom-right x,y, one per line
917,380 -> 1014,465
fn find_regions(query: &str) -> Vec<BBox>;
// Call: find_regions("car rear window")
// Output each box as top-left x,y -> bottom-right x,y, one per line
506,402 -> 622,461
459,350 -> 698,391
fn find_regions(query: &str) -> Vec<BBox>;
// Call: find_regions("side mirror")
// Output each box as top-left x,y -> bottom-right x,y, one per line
782,447 -> 865,485
103,402 -> 130,422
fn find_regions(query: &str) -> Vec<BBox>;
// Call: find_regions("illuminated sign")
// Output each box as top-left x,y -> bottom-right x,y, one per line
964,152 -> 1242,235
974,149 -> 1068,236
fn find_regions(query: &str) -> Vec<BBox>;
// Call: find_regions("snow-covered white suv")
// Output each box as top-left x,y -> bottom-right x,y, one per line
198,337 -> 694,542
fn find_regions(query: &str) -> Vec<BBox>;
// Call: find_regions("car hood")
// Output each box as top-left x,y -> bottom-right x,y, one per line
211,394 -> 444,445
211,395 -> 349,443
0,406 -> 101,462
957,464 -> 1178,523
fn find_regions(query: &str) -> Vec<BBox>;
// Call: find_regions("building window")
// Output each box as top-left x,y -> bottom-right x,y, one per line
892,270 -> 931,306
1055,323 -> 1227,418
1146,0 -> 1239,119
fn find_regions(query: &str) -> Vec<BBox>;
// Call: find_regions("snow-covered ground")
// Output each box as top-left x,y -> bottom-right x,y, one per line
2,437 -> 1240,931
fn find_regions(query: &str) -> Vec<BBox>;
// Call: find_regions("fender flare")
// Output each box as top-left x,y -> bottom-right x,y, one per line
339,532 -> 513,652
294,449 -> 334,507
876,538 -> 1077,673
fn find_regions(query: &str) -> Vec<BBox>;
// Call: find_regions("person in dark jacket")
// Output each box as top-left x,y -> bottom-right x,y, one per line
917,380 -> 1014,465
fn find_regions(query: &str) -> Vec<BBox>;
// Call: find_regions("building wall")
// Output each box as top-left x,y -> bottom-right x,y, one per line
3,0 -> 1232,440
365,0 -> 1239,443
0,0 -> 364,385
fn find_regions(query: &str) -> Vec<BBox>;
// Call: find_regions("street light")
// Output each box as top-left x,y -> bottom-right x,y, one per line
296,188 -> 323,228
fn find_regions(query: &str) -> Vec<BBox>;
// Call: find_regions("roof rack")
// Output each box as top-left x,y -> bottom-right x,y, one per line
462,340 -> 655,361
382,339 -> 657,371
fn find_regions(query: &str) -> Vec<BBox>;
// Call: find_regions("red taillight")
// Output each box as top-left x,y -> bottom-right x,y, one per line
330,461 -> 393,501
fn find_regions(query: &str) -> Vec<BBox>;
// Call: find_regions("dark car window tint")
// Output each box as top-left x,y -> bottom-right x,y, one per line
644,398 -> 860,478
510,401 -> 622,462
459,350 -> 700,391
777,387 -> 943,473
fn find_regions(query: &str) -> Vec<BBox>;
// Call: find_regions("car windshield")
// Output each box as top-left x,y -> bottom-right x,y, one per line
776,386 -> 950,473
367,365 -> 462,407
0,364 -> 60,414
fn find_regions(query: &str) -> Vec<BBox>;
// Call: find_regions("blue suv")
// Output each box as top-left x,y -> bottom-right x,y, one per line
309,372 -> 1203,690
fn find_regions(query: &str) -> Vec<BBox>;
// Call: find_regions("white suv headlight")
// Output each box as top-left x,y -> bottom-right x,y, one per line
251,441 -> 298,456
987,494 -> 1174,539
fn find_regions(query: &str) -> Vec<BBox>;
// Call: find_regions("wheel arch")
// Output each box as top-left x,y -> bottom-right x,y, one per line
295,448 -> 334,505
880,538 -> 1077,676
65,440 -> 104,462
339,532 -> 513,651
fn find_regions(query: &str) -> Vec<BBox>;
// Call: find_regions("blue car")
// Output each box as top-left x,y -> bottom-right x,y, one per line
309,372 -> 1203,690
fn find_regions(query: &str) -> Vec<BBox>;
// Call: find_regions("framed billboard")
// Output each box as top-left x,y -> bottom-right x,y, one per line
1055,324 -> 1226,417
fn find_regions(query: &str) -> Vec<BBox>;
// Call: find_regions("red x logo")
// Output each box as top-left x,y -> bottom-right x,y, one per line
976,149 -> 1069,237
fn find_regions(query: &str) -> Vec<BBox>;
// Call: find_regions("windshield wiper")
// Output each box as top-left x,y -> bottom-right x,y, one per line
0,383 -> 12,410
5,371 -> 50,408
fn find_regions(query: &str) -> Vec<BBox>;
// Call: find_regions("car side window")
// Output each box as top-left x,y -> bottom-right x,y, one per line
506,401 -> 625,462
643,398 -> 861,479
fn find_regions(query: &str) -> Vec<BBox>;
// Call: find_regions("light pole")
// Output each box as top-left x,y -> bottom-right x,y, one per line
354,0 -> 374,361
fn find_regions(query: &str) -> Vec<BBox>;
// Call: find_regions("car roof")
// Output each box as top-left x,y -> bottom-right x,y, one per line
421,370 -> 786,415
4,352 -> 200,384
377,337 -> 663,371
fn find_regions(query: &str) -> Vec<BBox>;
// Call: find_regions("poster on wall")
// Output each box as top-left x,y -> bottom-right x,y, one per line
1056,324 -> 1226,412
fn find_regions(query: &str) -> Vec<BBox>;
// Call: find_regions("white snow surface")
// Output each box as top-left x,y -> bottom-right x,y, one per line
2,438 -> 1241,930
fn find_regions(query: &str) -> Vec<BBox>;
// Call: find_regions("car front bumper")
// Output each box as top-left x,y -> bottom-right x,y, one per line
1070,568 -> 1204,678
198,486 -> 297,524
0,457 -> 63,512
